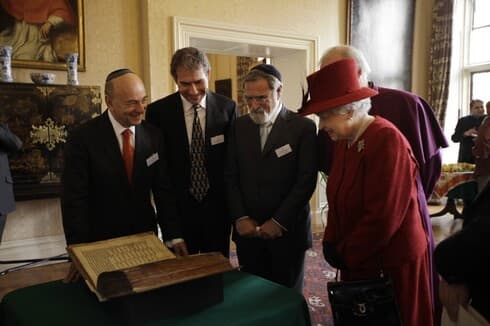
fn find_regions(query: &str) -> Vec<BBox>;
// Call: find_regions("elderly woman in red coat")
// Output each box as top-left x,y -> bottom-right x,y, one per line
299,58 -> 433,326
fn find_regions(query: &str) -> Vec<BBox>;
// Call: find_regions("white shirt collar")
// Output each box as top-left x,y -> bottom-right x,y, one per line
268,101 -> 282,125
180,94 -> 207,113
107,109 -> 135,135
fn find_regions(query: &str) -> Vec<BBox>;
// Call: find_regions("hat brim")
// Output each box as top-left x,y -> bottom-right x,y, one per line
299,87 -> 378,116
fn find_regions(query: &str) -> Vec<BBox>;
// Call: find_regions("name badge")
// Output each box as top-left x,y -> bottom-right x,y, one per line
146,152 -> 159,167
275,144 -> 292,158
211,134 -> 225,146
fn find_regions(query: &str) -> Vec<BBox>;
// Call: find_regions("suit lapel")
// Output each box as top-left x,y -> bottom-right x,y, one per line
98,112 -> 129,184
133,124 -> 148,185
172,94 -> 191,162
205,92 -> 217,148
262,106 -> 290,156
244,116 -> 262,158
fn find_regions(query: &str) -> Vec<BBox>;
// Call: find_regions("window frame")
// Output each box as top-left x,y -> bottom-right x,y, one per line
455,0 -> 490,117
444,0 -> 490,162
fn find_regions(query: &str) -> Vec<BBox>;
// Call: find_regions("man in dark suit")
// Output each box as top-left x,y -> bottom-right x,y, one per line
146,47 -> 237,257
225,64 -> 317,291
435,183 -> 490,322
61,69 -> 178,249
0,123 -> 22,241
451,99 -> 485,164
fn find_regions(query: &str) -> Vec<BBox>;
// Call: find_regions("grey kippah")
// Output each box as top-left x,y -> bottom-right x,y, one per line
251,64 -> 282,82
105,68 -> 134,82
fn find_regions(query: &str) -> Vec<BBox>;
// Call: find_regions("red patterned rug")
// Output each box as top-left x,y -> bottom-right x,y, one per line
304,232 -> 335,325
230,232 -> 335,325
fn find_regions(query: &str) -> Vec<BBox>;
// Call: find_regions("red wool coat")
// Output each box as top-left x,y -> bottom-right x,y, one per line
324,116 -> 433,326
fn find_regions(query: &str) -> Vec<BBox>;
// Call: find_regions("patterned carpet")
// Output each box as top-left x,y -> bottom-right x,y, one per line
230,232 -> 335,325
304,232 -> 335,325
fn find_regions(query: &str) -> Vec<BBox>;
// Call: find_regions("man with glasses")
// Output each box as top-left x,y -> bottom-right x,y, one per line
146,47 -> 237,257
225,64 -> 317,292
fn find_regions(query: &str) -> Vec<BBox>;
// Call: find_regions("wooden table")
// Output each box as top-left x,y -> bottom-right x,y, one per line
0,262 -> 70,300
430,171 -> 477,219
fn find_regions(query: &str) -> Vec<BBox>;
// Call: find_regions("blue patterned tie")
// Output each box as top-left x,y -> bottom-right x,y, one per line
189,104 -> 209,201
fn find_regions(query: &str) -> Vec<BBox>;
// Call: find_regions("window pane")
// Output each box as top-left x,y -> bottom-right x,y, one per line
471,71 -> 490,104
473,0 -> 490,29
469,26 -> 490,63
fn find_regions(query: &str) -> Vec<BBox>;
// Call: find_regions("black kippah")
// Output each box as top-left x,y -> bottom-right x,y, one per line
105,68 -> 134,82
251,64 -> 282,82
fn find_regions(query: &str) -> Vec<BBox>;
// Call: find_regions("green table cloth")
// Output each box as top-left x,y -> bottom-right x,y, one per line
0,270 -> 311,326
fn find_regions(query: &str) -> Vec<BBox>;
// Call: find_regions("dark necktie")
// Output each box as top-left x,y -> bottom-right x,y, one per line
189,104 -> 209,201
122,129 -> 134,183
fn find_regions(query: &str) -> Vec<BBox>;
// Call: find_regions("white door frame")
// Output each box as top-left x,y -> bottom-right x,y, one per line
173,16 -> 319,75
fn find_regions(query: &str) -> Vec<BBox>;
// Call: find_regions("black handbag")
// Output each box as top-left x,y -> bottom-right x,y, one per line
327,273 -> 402,326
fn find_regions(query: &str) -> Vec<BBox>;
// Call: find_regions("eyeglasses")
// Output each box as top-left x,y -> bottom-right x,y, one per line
244,95 -> 269,104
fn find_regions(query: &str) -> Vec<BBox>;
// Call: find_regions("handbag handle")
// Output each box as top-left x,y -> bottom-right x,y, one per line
334,268 -> 385,281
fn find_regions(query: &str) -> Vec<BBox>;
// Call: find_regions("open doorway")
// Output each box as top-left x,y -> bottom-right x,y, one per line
173,16 -> 318,112
173,16 -> 324,219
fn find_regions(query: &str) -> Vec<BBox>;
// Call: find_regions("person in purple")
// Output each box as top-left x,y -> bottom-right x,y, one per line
315,45 -> 448,325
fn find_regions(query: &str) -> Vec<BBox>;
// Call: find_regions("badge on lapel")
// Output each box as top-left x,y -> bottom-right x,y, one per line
275,144 -> 292,158
211,134 -> 225,146
146,152 -> 159,167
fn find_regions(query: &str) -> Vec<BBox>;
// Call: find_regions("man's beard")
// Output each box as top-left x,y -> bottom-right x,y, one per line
249,107 -> 271,125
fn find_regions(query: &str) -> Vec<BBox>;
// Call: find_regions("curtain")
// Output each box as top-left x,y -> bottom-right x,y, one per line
427,0 -> 454,127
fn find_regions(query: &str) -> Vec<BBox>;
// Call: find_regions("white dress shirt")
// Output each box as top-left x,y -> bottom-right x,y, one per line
107,109 -> 135,153
181,95 -> 207,146
260,101 -> 282,149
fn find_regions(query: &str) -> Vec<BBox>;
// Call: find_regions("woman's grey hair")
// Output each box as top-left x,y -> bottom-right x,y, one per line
328,98 -> 371,116
243,68 -> 282,90
170,47 -> 210,80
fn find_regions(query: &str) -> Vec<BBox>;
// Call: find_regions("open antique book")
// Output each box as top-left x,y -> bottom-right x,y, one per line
66,232 -> 235,301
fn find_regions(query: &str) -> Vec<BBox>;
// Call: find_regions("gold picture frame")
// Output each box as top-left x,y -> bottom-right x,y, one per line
1,0 -> 85,71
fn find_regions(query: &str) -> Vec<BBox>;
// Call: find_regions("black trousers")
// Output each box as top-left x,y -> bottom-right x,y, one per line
180,194 -> 231,257
236,236 -> 306,293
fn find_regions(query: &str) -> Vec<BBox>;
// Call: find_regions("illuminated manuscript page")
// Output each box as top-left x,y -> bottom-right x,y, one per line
67,232 -> 175,287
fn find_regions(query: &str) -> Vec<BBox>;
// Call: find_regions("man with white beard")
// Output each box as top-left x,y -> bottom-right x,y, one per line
225,64 -> 317,292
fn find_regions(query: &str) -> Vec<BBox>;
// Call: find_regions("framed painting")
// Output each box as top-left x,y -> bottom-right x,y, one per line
347,0 -> 415,91
0,0 -> 85,71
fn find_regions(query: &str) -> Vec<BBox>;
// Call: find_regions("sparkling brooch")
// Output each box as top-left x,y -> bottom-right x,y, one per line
357,139 -> 365,152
